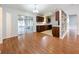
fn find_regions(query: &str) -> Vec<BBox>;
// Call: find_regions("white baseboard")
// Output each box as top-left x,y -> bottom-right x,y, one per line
5,35 -> 18,39
0,33 -> 18,44
2,34 -> 18,39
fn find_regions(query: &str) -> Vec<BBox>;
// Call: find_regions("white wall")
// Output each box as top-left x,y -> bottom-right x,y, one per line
63,9 -> 79,35
69,15 -> 77,29
51,11 -> 59,27
77,15 -> 79,35
1,6 -> 36,39
6,12 -> 13,38
0,7 -> 2,43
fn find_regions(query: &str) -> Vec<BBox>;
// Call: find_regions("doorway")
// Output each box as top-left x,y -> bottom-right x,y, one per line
69,15 -> 77,39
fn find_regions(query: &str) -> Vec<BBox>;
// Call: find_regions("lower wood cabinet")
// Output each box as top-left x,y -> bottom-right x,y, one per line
37,25 -> 52,32
52,27 -> 59,37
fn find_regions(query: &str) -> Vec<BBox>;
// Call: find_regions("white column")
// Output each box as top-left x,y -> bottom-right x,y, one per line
33,15 -> 36,32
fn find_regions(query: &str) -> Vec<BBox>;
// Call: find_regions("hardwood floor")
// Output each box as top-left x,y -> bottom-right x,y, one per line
0,29 -> 79,54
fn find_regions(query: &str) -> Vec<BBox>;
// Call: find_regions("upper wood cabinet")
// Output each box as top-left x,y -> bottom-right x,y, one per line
55,11 -> 59,21
55,11 -> 60,25
36,16 -> 44,22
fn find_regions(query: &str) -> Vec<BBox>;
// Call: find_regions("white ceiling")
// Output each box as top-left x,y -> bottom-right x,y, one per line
1,4 -> 79,16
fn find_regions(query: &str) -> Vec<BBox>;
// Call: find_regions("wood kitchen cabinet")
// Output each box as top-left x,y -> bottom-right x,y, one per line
36,16 -> 44,22
37,25 -> 52,32
55,11 -> 60,25
52,27 -> 59,37
55,11 -> 59,21
52,10 -> 67,38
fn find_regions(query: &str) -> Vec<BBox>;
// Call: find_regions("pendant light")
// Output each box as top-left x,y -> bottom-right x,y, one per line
33,4 -> 39,13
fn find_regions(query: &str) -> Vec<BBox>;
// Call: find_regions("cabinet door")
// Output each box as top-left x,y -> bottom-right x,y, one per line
55,11 -> 59,21
37,26 -> 40,32
55,11 -> 60,25
52,27 -> 59,37
36,16 -> 44,22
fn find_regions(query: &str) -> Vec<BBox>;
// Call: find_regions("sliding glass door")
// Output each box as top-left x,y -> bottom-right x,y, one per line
18,16 -> 25,34
24,16 -> 33,33
18,15 -> 33,34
